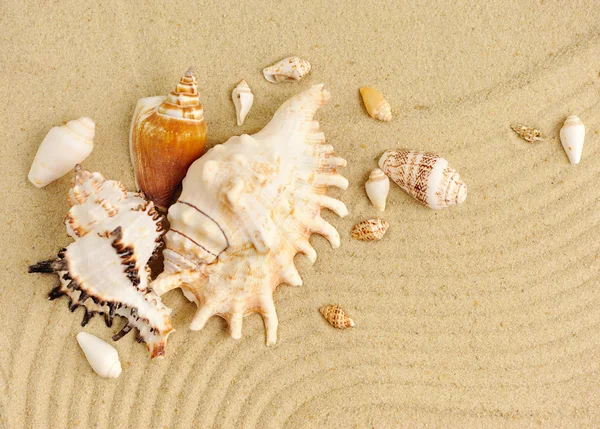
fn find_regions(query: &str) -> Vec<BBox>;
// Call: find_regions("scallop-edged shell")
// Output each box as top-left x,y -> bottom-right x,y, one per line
379,150 -> 467,210
351,218 -> 389,241
28,117 -> 95,188
130,67 -> 207,209
263,56 -> 311,83
320,305 -> 354,329
360,87 -> 392,122
232,79 -> 254,126
29,167 -> 173,358
151,84 -> 349,345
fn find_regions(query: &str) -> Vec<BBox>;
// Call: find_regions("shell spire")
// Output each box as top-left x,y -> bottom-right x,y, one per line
151,84 -> 349,346
29,167 -> 173,358
130,67 -> 207,209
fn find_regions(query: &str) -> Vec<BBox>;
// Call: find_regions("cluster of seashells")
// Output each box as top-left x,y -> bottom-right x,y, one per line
28,58 -> 359,375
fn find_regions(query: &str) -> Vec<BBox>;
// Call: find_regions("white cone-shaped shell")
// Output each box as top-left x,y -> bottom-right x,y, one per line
151,84 -> 348,346
263,56 -> 311,83
76,332 -> 122,379
232,80 -> 254,126
379,150 -> 467,210
365,168 -> 389,211
28,117 -> 95,188
559,115 -> 585,165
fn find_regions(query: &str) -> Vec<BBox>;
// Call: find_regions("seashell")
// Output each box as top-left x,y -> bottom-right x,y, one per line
320,305 -> 354,329
29,166 -> 173,358
379,150 -> 467,210
76,332 -> 122,378
28,117 -> 95,188
263,56 -> 311,83
151,84 -> 348,346
559,115 -> 585,165
351,218 -> 389,241
510,124 -> 544,143
365,168 -> 390,211
130,67 -> 207,209
232,79 -> 254,126
359,87 -> 392,122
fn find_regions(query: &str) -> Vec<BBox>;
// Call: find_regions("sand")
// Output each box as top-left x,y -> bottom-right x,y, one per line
2,1 -> 600,428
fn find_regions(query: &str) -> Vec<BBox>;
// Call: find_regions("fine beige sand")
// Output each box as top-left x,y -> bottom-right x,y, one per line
2,1 -> 600,428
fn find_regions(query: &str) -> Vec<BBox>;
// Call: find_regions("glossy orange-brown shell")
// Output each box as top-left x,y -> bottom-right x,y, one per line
131,70 -> 207,209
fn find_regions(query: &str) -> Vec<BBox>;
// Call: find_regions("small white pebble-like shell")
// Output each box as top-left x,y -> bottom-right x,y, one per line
365,168 -> 390,211
263,56 -> 311,83
232,80 -> 254,126
76,332 -> 122,379
28,117 -> 95,188
559,115 -> 585,165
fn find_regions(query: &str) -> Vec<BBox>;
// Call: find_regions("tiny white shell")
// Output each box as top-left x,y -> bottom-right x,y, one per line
232,80 -> 254,126
28,117 -> 95,188
76,332 -> 122,379
559,115 -> 585,165
263,57 -> 311,83
365,168 -> 389,211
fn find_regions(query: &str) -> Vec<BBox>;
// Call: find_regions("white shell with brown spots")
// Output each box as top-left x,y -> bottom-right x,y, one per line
379,150 -> 467,210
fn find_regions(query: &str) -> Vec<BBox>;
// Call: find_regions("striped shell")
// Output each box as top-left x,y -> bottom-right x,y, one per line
379,150 -> 467,210
320,305 -> 355,329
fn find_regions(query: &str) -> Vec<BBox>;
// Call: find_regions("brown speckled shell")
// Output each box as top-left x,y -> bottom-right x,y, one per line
351,218 -> 389,241
320,305 -> 355,329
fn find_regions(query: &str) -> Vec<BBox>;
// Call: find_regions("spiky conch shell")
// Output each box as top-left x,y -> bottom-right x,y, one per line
151,84 -> 349,346
29,166 -> 173,358
130,67 -> 207,209
378,150 -> 467,210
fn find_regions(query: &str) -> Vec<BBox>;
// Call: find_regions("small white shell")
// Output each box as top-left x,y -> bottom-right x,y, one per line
365,168 -> 389,211
263,57 -> 311,83
559,115 -> 585,165
76,332 -> 122,379
232,80 -> 254,126
28,117 -> 95,188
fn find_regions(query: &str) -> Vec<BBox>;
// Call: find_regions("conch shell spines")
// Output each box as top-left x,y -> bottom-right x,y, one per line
151,84 -> 349,346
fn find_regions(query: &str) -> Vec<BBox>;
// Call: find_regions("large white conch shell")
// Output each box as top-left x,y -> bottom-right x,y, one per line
29,167 -> 173,358
379,150 -> 467,210
151,84 -> 348,346
232,80 -> 254,126
559,115 -> 585,165
28,117 -> 95,188
263,56 -> 311,83
76,332 -> 122,379
365,168 -> 389,211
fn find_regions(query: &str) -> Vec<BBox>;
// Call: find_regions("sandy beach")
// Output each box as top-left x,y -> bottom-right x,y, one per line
2,1 -> 600,427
